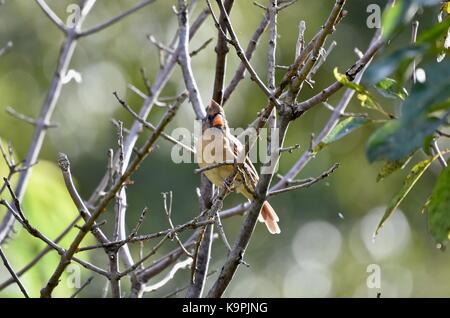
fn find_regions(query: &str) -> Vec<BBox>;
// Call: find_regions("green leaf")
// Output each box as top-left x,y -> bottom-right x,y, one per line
366,60 -> 450,162
382,0 -> 416,40
376,156 -> 412,182
402,60 -> 450,118
363,46 -> 426,85
426,99 -> 450,114
423,134 -> 435,155
442,2 -> 450,14
382,0 -> 442,40
375,78 -> 408,100
334,68 -> 387,115
375,157 -> 435,235
417,16 -> 450,44
314,117 -> 370,152
428,164 -> 450,244
366,116 -> 442,162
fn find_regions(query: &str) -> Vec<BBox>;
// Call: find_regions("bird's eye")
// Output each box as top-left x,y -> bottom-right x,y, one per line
207,114 -> 213,121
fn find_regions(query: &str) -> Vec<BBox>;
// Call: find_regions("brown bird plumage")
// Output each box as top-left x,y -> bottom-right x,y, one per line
196,100 -> 280,234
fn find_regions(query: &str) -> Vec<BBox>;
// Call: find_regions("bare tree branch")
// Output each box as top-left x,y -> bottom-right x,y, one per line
40,93 -> 187,297
268,163 -> 339,197
307,40 -> 337,84
0,216 -> 81,291
295,21 -> 306,59
87,8 -> 209,209
274,34 -> 384,191
163,191 -> 193,258
0,0 -> 97,244
5,106 -> 59,128
0,185 -> 110,278
178,0 -> 207,119
206,1 -> 349,297
210,0 -> 281,109
212,0 -> 234,104
186,176 -> 213,298
57,153 -> 109,245
267,0 -> 278,92
119,235 -> 170,278
113,91 -> 195,154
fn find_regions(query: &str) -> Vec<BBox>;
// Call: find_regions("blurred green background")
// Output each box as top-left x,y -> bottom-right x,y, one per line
1,0 -> 449,298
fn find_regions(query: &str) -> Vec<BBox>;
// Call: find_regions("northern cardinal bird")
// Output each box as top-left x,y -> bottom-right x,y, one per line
196,100 -> 280,234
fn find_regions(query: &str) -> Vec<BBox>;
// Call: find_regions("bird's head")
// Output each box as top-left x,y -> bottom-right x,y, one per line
204,100 -> 227,131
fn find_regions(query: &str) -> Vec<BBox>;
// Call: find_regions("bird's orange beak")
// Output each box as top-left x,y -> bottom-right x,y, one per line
212,114 -> 224,128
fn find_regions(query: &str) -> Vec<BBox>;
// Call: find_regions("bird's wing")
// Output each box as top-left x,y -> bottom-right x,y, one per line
227,133 -> 259,189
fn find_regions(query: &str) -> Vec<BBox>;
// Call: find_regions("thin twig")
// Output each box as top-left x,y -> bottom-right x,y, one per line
35,0 -> 67,33
211,0 -> 234,104
0,194 -> 109,278
307,41 -> 337,84
213,210 -> 231,252
273,27 -> 385,192
431,139 -> 448,167
194,161 -> 235,174
295,21 -> 306,60
0,246 -> 29,298
77,0 -> 157,38
411,20 -> 419,84
222,10 -> 270,105
279,144 -> 300,154
268,163 -> 339,197
0,216 -> 81,291
70,276 -> 94,298
140,67 -> 153,95
163,192 -> 193,258
186,176 -> 213,298
284,5 -> 346,103
267,0 -> 278,92
119,235 -> 170,278
76,214 -> 218,252
57,153 -> 109,244
0,41 -> 13,57
110,121 -> 125,298
292,38 -> 384,118
190,38 -> 213,57
278,0 -> 298,11
147,34 -> 176,54
113,91 -> 195,154
322,102 -> 368,118
5,106 -> 59,128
